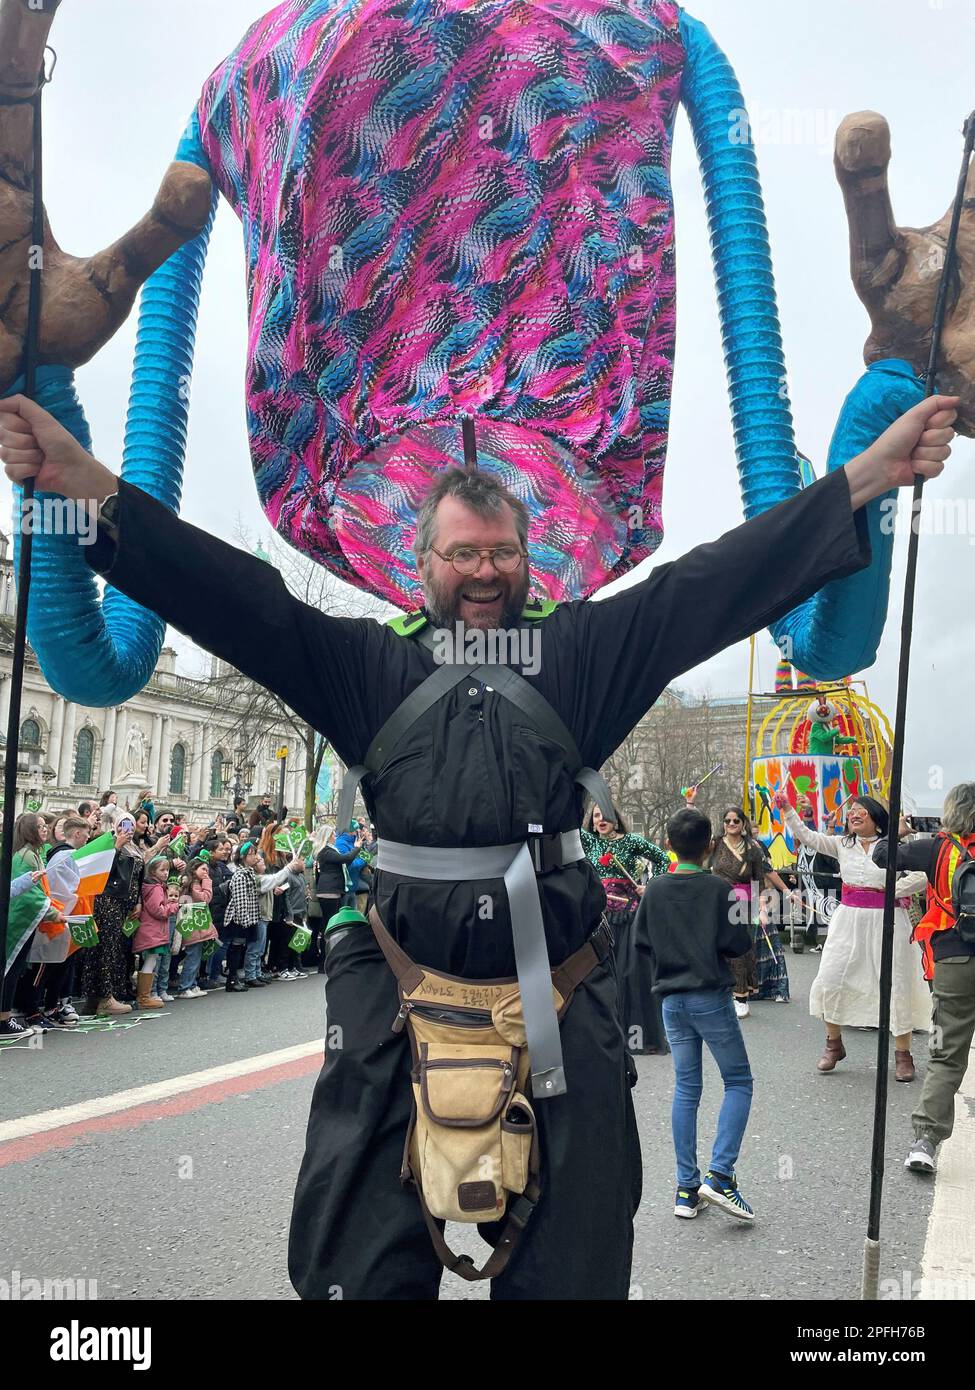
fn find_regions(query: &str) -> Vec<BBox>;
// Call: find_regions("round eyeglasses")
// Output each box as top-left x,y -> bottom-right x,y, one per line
430,544 -> 526,575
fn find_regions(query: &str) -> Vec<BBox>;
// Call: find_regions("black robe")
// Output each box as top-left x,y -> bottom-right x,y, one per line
87,467 -> 870,1298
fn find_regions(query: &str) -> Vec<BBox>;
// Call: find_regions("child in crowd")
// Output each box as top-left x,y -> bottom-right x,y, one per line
246,852 -> 277,988
227,840 -> 305,991
175,858 -> 217,999
151,880 -> 179,1003
132,857 -> 171,1010
636,806 -> 756,1223
225,841 -> 260,992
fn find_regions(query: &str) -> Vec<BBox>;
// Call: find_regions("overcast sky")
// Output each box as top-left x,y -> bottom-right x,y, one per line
3,0 -> 972,807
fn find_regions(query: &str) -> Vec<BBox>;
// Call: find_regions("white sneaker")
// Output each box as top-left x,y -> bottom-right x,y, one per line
279,969 -> 296,981
293,969 -> 308,979
58,1000 -> 80,1021
905,1136 -> 937,1173
734,999 -> 750,1019
158,992 -> 175,1003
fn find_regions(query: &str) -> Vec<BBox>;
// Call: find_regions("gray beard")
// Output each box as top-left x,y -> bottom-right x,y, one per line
423,568 -> 531,632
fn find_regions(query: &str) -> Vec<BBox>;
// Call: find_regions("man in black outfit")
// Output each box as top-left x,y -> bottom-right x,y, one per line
0,389 -> 958,1300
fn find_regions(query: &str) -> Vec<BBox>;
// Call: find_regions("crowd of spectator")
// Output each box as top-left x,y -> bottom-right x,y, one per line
1,785 -> 377,1037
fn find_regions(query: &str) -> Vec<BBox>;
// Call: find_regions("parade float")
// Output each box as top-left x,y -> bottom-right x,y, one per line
744,649 -> 897,932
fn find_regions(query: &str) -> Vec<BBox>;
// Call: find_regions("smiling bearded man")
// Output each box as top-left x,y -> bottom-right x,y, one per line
415,472 -> 532,632
0,389 -> 959,1300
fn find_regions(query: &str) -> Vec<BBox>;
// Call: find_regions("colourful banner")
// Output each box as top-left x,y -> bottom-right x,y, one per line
751,754 -> 865,868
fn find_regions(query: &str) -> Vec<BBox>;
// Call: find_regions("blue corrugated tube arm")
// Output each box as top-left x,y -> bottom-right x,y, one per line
679,9 -> 918,676
7,112 -> 217,706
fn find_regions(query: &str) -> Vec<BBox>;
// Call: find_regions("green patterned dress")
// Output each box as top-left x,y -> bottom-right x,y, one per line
582,829 -> 670,1054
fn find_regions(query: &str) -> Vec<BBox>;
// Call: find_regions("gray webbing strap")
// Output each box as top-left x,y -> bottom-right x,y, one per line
336,766 -> 367,834
341,624 -> 618,829
365,658 -> 475,767
377,834 -> 585,1098
504,842 -> 566,1097
574,768 -> 618,824
376,831 -> 584,880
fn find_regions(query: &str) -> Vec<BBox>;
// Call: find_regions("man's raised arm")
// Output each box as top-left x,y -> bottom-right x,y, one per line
572,395 -> 958,759
0,394 -> 370,750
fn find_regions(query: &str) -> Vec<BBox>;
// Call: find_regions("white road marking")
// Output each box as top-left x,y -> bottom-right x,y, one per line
918,1041 -> 975,1299
0,1039 -> 323,1143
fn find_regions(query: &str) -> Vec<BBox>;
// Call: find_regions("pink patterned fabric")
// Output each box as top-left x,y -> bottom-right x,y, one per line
197,0 -> 685,607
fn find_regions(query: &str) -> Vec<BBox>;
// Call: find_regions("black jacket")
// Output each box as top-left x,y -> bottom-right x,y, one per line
315,845 -> 358,897
88,469 -> 870,978
637,871 -> 751,996
208,859 -> 235,927
100,848 -> 143,903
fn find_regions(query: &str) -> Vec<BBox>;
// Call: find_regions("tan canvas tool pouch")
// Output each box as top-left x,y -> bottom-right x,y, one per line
369,905 -> 613,1282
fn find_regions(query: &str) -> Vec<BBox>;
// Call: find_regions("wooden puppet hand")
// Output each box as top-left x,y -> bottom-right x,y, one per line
835,111 -> 975,435
0,0 -> 213,393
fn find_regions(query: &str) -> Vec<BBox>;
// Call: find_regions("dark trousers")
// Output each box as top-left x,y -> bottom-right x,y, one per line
23,959 -> 69,1016
288,926 -> 642,1300
609,906 -> 668,1055
269,919 -> 295,972
2,945 -> 30,1012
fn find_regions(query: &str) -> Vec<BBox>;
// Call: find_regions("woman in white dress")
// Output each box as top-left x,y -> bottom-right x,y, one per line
774,792 -> 929,1080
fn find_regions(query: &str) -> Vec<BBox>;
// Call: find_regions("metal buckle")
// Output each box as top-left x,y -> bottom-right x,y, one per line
527,829 -> 564,875
507,1194 -> 537,1230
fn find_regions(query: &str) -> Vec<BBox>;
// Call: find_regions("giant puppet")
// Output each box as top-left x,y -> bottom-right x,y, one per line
1,0 -> 972,706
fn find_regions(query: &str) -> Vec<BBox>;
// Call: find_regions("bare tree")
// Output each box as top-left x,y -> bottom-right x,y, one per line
600,690 -> 745,843
194,526 -> 392,828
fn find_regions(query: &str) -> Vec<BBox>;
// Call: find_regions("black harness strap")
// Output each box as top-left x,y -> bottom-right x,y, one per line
336,619 -> 619,830
337,657 -> 480,830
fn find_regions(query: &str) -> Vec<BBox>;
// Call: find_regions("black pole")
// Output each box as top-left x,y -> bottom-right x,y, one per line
0,75 -> 48,989
462,416 -> 477,472
862,110 -> 975,1300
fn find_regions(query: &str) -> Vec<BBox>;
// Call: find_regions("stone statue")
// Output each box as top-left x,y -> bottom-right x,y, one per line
120,725 -> 146,779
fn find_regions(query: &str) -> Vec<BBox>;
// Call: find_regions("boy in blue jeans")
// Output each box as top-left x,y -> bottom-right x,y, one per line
637,806 -> 756,1221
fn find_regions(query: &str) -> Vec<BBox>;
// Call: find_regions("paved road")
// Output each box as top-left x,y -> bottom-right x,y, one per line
0,954 -> 942,1301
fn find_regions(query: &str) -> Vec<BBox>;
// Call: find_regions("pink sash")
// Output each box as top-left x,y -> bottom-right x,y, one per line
841,885 -> 910,910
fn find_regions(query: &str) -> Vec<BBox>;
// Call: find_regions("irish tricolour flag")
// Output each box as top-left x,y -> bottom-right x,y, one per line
67,833 -> 117,918
5,835 -> 118,975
